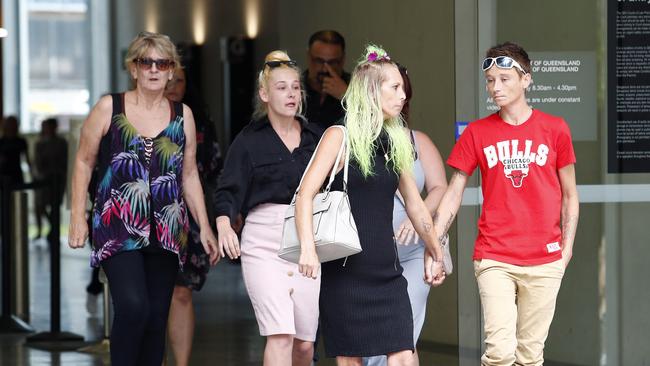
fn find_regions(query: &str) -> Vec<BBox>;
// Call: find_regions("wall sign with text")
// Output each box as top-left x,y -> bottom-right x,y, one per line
608,0 -> 650,173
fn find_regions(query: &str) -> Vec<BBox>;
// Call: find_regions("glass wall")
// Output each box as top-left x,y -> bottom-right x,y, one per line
29,5 -> 88,89
24,0 -> 89,132
2,0 -> 114,131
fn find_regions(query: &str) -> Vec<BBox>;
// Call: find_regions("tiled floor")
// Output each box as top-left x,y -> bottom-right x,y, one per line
0,237 -> 459,365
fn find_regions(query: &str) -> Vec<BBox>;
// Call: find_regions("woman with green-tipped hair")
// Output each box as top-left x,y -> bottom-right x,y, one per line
295,44 -> 446,365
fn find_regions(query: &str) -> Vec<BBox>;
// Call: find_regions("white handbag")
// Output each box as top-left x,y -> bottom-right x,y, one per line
279,126 -> 362,264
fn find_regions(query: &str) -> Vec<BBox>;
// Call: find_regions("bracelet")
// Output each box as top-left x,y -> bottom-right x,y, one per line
433,260 -> 443,263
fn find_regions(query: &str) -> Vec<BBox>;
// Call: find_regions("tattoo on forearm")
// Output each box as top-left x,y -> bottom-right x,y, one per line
433,210 -> 456,242
442,212 -> 455,236
561,215 -> 579,244
420,218 -> 432,233
433,169 -> 464,241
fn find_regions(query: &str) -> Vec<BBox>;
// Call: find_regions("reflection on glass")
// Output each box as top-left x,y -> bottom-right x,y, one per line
27,0 -> 90,132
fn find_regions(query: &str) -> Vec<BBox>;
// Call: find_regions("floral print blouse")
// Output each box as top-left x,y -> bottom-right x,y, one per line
90,93 -> 189,267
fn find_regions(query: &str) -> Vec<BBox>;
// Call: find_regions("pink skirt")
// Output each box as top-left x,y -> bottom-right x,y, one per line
240,203 -> 320,341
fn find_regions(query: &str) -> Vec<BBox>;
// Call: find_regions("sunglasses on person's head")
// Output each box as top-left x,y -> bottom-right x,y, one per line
136,57 -> 175,71
482,56 -> 527,74
264,60 -> 298,69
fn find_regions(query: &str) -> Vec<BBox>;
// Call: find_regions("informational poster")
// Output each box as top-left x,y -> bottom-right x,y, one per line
479,52 -> 597,141
455,121 -> 468,141
608,0 -> 650,173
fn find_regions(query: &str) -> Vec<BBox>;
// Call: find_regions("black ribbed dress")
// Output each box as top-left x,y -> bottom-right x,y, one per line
320,136 -> 414,357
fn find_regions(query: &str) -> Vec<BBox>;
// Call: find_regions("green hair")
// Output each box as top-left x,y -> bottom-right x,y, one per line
342,44 -> 413,178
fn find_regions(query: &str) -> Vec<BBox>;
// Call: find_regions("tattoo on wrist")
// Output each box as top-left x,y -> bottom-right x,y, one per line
420,218 -> 432,233
442,212 -> 455,236
561,215 -> 578,242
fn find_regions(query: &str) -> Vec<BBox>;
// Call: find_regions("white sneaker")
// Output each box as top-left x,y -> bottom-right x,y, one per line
86,293 -> 99,316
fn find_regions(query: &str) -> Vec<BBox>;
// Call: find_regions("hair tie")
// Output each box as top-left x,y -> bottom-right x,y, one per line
367,51 -> 390,62
364,44 -> 391,63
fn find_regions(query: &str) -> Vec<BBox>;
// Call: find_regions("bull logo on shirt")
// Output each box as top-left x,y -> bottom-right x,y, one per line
503,159 -> 529,188
483,140 -> 549,188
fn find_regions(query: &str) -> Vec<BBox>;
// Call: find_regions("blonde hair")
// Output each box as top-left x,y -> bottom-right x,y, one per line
252,50 -> 304,120
124,31 -> 182,85
342,44 -> 413,177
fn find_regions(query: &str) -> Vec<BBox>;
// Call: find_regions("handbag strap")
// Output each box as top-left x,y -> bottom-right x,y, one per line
291,125 -> 350,204
324,125 -> 350,191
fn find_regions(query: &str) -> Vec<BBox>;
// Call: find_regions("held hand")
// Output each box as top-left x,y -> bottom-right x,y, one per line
395,218 -> 419,246
424,251 -> 446,287
216,219 -> 241,260
200,228 -> 221,266
298,249 -> 320,280
68,215 -> 88,249
321,64 -> 348,100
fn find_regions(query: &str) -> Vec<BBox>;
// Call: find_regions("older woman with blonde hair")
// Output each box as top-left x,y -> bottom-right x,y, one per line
68,31 -> 219,366
295,45 -> 446,366
214,50 -> 322,365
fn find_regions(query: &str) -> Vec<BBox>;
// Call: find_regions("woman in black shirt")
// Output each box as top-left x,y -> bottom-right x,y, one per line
214,50 -> 322,366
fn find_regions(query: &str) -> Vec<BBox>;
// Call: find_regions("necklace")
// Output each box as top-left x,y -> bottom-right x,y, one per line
378,139 -> 389,161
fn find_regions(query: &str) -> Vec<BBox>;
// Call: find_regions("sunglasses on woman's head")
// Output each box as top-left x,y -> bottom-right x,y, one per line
265,60 -> 298,69
482,56 -> 527,74
136,57 -> 175,71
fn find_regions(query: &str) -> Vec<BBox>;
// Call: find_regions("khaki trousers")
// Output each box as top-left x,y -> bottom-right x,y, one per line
473,258 -> 565,366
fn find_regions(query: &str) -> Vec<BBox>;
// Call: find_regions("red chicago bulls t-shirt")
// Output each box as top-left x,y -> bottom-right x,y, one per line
448,109 -> 576,266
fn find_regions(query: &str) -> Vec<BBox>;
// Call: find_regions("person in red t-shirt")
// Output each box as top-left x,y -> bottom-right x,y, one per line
431,42 -> 579,366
